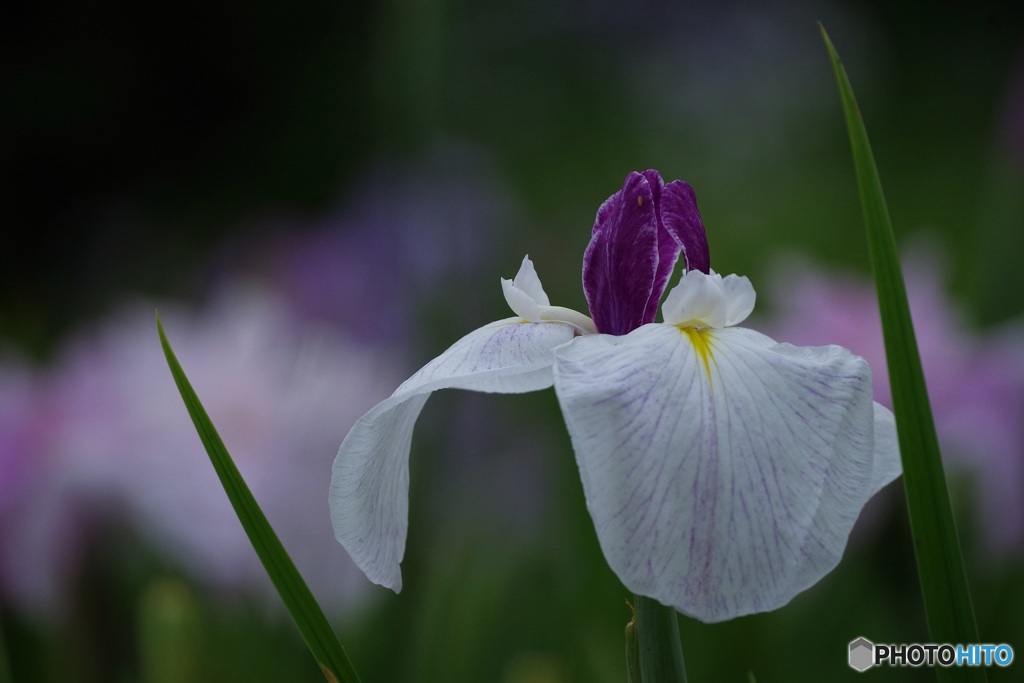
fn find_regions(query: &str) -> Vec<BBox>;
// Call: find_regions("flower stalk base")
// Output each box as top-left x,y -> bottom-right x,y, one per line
634,595 -> 687,683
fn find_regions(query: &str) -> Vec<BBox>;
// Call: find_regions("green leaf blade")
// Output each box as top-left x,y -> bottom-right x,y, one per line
156,314 -> 362,683
820,26 -> 984,681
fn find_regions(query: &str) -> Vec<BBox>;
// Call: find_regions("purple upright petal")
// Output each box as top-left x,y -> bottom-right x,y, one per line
640,169 -> 665,207
583,172 -> 659,335
661,180 -> 710,275
642,170 -> 677,323
641,172 -> 712,322
583,171 -> 711,333
643,177 -> 711,324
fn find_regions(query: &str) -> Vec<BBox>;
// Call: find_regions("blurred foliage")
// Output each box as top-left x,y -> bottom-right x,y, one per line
3,0 -> 1023,681
5,1 -> 1023,350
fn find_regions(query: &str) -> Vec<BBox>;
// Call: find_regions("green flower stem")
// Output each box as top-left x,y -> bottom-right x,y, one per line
0,612 -> 11,683
138,579 -> 201,683
634,595 -> 687,683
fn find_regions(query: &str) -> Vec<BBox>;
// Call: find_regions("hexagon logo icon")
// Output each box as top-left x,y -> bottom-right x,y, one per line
849,637 -> 875,672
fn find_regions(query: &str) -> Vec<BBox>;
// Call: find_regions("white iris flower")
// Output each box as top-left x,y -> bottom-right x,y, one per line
330,170 -> 901,622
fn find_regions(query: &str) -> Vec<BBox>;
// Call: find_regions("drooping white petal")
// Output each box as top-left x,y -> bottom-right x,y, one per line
331,318 -> 576,591
869,403 -> 901,493
553,324 -> 900,622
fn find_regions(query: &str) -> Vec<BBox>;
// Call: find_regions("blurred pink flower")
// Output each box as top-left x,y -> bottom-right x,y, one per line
0,359 -> 47,521
760,249 -> 1024,552
0,282 -> 402,619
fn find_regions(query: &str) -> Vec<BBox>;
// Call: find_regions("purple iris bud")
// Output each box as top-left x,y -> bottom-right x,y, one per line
582,170 -> 710,335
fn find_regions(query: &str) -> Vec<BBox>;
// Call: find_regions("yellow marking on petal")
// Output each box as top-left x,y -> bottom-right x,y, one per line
682,327 -> 714,383
637,196 -> 643,207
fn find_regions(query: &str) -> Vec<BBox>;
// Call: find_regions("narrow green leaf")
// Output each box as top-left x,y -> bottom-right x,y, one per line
635,595 -> 687,683
156,314 -> 362,683
820,25 -> 983,679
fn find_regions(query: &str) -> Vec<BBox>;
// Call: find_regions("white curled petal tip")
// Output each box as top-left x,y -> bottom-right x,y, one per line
502,277 -> 542,322
502,255 -> 550,321
513,255 -> 551,306
662,270 -> 757,329
502,256 -> 596,334
721,274 -> 756,326
552,324 -> 897,622
330,318 -> 577,590
661,269 -> 727,328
